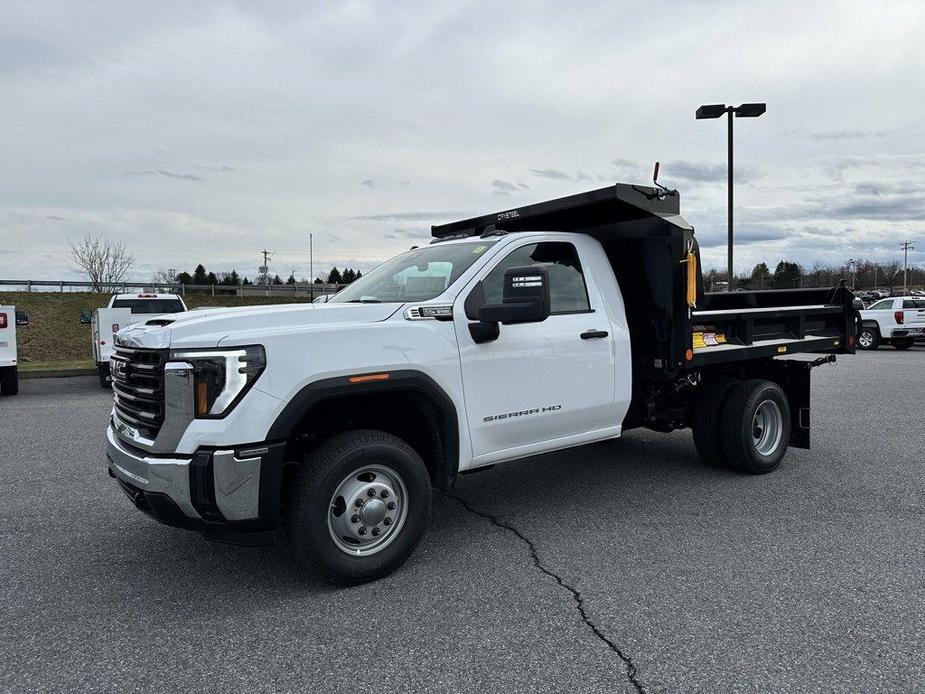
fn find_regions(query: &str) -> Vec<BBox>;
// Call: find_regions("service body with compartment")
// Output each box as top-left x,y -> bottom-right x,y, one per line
105,184 -> 857,582
0,305 -> 18,395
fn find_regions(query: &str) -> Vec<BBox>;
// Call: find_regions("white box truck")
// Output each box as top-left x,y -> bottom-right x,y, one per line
92,293 -> 186,387
0,305 -> 18,395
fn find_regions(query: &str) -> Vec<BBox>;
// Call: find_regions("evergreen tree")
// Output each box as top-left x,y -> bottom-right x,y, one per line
750,262 -> 772,290
327,267 -> 343,284
342,268 -> 356,283
222,270 -> 240,286
206,271 -> 217,285
314,277 -> 324,284
272,274 -> 283,285
773,261 -> 802,289
192,264 -> 208,284
286,274 -> 296,285
176,271 -> 193,285
242,276 -> 252,285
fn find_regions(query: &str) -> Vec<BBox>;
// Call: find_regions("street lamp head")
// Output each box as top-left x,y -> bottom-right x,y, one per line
696,104 -> 727,119
734,102 -> 766,118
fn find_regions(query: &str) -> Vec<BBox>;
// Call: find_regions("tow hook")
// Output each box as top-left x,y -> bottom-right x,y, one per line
805,354 -> 837,370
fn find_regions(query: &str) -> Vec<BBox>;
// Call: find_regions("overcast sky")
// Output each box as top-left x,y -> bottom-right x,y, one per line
2,1 -> 924,282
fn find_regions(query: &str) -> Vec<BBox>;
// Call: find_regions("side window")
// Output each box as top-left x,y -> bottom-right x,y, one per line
869,299 -> 893,310
902,299 -> 925,309
481,242 -> 591,314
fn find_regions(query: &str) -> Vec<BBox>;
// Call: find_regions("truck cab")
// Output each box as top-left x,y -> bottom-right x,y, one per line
104,184 -> 856,583
92,293 -> 187,388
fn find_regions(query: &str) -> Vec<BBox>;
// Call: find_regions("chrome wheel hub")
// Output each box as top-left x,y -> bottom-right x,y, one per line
858,331 -> 873,348
752,399 -> 783,456
328,464 -> 407,556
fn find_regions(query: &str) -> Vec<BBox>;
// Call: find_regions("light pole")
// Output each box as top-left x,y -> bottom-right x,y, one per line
847,257 -> 858,289
900,240 -> 914,296
696,102 -> 766,291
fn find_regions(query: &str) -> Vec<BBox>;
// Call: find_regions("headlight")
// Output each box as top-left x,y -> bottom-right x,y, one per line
168,346 -> 265,417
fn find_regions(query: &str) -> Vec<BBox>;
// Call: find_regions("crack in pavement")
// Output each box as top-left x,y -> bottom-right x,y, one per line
447,494 -> 646,694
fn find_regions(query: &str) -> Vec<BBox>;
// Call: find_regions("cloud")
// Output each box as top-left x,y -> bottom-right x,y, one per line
492,179 -> 528,195
360,179 -> 376,187
810,130 -> 891,140
354,211 -> 464,222
529,168 -> 571,180
124,169 -> 203,181
664,160 -> 759,184
45,215 -> 66,221
384,227 -> 428,240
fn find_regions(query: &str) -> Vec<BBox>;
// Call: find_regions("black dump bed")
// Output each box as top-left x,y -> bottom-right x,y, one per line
432,184 -> 857,380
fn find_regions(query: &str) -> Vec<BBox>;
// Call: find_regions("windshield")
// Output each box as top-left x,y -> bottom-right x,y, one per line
330,241 -> 497,304
112,299 -> 185,314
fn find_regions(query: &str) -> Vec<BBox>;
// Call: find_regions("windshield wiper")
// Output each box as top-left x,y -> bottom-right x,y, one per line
346,298 -> 382,303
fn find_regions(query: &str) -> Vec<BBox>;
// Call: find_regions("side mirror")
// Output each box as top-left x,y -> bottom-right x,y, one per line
15,310 -> 28,326
312,294 -> 330,304
852,298 -> 865,310
478,266 -> 550,325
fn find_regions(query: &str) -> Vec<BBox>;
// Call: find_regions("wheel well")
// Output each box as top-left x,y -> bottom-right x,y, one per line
281,388 -> 458,492
859,321 -> 880,332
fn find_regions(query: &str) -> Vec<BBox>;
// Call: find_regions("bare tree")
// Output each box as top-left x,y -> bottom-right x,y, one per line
68,235 -> 136,292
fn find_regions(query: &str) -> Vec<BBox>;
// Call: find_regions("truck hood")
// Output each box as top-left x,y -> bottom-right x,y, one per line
116,302 -> 401,350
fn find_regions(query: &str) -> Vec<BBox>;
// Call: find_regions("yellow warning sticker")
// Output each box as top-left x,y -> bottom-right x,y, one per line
472,245 -> 487,254
777,346 -> 788,353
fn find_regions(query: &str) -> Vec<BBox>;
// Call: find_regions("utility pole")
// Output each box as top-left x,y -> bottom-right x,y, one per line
900,240 -> 914,296
309,233 -> 313,284
847,258 -> 858,288
260,249 -> 273,286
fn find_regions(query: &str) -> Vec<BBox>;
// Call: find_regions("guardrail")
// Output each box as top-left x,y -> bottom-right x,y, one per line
0,279 -> 345,299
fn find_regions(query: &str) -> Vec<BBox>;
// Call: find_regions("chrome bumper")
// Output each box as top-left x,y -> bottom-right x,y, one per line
106,425 -> 267,524
106,424 -> 200,519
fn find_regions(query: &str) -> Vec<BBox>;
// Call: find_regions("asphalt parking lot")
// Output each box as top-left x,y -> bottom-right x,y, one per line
2,349 -> 924,694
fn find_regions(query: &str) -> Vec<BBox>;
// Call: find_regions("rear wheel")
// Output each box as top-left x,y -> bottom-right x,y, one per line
892,338 -> 913,350
720,379 -> 791,474
857,326 -> 880,350
285,429 -> 432,584
691,377 -> 739,468
0,366 -> 18,396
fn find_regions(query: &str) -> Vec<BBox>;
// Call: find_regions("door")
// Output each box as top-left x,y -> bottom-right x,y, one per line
454,239 -> 616,461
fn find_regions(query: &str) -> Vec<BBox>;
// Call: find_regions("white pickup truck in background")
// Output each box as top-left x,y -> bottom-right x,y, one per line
857,296 -> 925,350
0,305 -> 18,395
92,293 -> 187,387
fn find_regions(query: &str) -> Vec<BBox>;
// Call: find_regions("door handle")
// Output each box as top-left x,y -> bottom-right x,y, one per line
580,330 -> 609,339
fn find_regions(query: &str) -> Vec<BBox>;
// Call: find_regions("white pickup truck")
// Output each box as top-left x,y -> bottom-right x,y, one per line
857,296 -> 925,350
105,184 -> 857,583
0,305 -> 18,395
92,293 -> 187,387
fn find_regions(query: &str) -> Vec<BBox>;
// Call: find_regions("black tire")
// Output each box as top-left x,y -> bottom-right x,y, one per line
857,326 -> 880,350
691,377 -> 739,468
0,366 -> 18,396
720,379 -> 791,475
285,429 -> 432,584
98,362 -> 111,389
892,338 -> 913,350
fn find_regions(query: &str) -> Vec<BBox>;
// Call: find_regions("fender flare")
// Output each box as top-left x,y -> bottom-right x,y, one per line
266,369 -> 460,488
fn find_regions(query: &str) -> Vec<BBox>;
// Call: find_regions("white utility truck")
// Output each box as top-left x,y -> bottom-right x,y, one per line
0,305 -> 18,395
857,296 -> 925,350
92,293 -> 186,387
105,184 -> 858,583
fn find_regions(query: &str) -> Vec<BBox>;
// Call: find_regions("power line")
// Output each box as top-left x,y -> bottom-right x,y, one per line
259,248 -> 273,286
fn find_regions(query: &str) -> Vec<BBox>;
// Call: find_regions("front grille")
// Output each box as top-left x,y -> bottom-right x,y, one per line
111,346 -> 167,439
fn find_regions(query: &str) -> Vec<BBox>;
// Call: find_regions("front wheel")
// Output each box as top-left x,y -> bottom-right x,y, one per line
892,338 -> 913,350
285,430 -> 432,584
720,380 -> 791,474
857,326 -> 880,350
